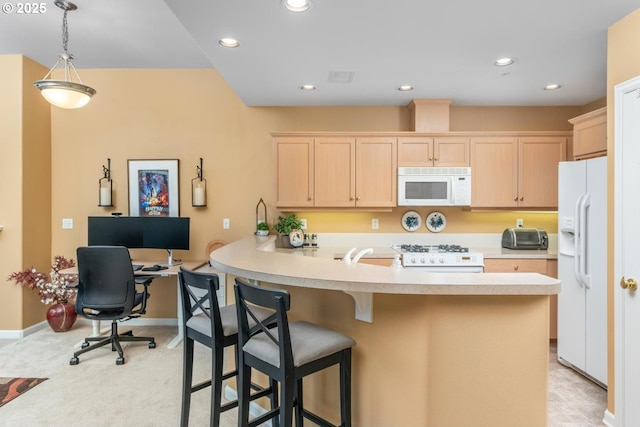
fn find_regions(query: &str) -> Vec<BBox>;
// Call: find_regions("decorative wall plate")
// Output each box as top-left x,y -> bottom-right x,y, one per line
426,211 -> 446,233
401,211 -> 421,232
289,229 -> 305,247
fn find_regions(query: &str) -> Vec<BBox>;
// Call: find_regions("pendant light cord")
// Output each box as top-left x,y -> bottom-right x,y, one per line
61,9 -> 69,55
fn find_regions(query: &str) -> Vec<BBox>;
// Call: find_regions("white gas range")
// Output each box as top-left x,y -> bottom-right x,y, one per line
393,244 -> 484,273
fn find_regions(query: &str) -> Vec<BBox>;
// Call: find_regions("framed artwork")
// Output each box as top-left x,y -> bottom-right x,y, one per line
128,159 -> 180,217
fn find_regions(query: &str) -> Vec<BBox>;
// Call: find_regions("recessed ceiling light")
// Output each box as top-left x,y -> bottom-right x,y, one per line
544,84 -> 562,90
300,84 -> 316,91
283,0 -> 312,12
218,38 -> 240,48
494,57 -> 516,67
398,85 -> 414,91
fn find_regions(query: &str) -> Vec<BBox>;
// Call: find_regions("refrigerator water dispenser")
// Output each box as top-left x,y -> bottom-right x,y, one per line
558,216 -> 576,256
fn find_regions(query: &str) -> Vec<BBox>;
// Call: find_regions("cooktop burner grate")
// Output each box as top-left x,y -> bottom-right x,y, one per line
397,244 -> 470,253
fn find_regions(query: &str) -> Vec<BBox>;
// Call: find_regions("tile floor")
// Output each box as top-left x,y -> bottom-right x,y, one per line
547,341 -> 608,426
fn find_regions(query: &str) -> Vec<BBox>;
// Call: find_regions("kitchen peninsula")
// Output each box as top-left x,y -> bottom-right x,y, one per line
210,236 -> 560,427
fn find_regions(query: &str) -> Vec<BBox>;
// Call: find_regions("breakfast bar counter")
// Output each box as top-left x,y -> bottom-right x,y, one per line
210,236 -> 560,295
210,236 -> 560,427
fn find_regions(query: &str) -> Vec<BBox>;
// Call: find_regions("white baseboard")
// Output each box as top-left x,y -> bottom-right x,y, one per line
224,385 -> 272,427
603,409 -> 615,427
0,321 -> 48,339
0,318 -> 178,338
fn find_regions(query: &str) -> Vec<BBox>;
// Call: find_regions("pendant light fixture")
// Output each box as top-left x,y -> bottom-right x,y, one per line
34,0 -> 96,109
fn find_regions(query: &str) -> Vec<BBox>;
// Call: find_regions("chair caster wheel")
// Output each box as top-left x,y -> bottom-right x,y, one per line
149,342 -> 156,349
70,357 -> 79,365
81,342 -> 90,349
116,357 -> 125,365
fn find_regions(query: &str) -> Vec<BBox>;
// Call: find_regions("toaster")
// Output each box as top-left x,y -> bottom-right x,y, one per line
501,228 -> 548,250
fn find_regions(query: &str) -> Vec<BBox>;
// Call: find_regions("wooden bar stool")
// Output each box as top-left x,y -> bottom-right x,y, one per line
178,268 -> 278,427
234,278 -> 355,427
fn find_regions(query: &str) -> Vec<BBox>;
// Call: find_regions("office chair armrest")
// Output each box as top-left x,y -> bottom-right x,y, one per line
135,276 -> 155,286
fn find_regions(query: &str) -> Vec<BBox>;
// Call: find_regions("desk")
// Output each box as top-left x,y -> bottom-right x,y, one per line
62,260 -> 208,349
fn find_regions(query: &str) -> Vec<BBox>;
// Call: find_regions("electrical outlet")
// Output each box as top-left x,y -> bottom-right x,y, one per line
300,219 -> 307,229
372,218 -> 379,229
62,218 -> 73,229
223,218 -> 230,229
516,218 -> 524,228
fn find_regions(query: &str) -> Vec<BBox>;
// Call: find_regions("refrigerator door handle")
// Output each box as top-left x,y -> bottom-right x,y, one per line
574,194 -> 584,287
579,193 -> 591,289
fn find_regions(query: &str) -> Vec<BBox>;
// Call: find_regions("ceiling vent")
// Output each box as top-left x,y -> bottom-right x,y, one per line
328,70 -> 354,84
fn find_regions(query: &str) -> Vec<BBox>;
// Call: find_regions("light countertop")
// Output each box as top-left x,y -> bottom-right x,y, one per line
209,236 -> 559,296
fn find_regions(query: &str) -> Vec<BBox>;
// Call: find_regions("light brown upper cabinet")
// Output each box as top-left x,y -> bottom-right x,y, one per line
471,136 -> 566,208
569,107 -> 606,160
274,136 -> 397,209
354,137 -> 397,208
273,136 -> 315,208
314,137 -> 356,207
398,136 -> 470,167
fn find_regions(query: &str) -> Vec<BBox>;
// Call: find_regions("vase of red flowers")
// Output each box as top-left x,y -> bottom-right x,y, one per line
7,256 -> 78,332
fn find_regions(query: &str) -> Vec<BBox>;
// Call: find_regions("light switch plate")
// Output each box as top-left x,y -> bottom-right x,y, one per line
62,218 -> 73,229
372,218 -> 379,229
223,218 -> 230,229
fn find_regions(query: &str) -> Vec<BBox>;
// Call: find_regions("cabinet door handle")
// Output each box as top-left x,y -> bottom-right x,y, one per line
349,197 -> 354,201
514,196 -> 519,201
428,157 -> 433,161
307,197 -> 312,201
434,157 -> 439,161
520,196 -> 524,201
356,196 -> 360,201
514,265 -> 519,271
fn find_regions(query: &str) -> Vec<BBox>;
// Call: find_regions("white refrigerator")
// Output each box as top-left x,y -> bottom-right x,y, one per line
557,156 -> 607,387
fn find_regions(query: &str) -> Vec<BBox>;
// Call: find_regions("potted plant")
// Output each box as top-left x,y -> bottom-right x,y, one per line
273,214 -> 304,248
256,221 -> 270,236
7,255 -> 78,332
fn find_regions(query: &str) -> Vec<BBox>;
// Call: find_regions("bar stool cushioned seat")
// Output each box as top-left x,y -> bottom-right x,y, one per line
244,321 -> 354,368
235,278 -> 356,427
178,268 -> 277,427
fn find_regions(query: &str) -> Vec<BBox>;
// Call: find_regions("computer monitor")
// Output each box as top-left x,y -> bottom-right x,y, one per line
87,216 -> 190,266
142,217 -> 190,265
87,216 -> 143,248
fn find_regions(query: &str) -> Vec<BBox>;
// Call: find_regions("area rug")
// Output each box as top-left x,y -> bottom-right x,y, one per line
0,377 -> 48,408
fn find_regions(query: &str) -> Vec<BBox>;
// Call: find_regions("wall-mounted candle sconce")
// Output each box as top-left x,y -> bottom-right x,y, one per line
98,158 -> 113,207
192,157 -> 207,207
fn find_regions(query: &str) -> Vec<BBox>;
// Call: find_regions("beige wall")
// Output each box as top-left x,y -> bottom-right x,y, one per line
0,56 -> 50,330
0,55 -> 24,331
607,7 -> 640,415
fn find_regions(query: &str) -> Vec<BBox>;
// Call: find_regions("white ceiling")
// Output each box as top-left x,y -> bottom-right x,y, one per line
2,0 -> 639,107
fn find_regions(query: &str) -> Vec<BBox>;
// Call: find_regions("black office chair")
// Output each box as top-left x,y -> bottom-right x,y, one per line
235,278 -> 356,427
178,268 -> 278,427
70,246 -> 156,366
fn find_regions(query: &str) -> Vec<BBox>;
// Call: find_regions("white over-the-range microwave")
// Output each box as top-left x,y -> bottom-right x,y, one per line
397,167 -> 472,206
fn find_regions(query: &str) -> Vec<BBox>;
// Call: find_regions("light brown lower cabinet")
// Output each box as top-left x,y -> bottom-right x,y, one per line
484,258 -> 558,340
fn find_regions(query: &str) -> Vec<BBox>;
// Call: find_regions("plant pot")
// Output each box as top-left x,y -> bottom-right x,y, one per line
256,230 -> 269,236
277,234 -> 293,248
46,300 -> 77,332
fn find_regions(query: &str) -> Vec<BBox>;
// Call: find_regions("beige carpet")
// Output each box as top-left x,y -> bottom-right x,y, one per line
0,324 -> 236,427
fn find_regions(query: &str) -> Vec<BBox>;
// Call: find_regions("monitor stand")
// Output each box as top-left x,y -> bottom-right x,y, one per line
159,249 -> 182,268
